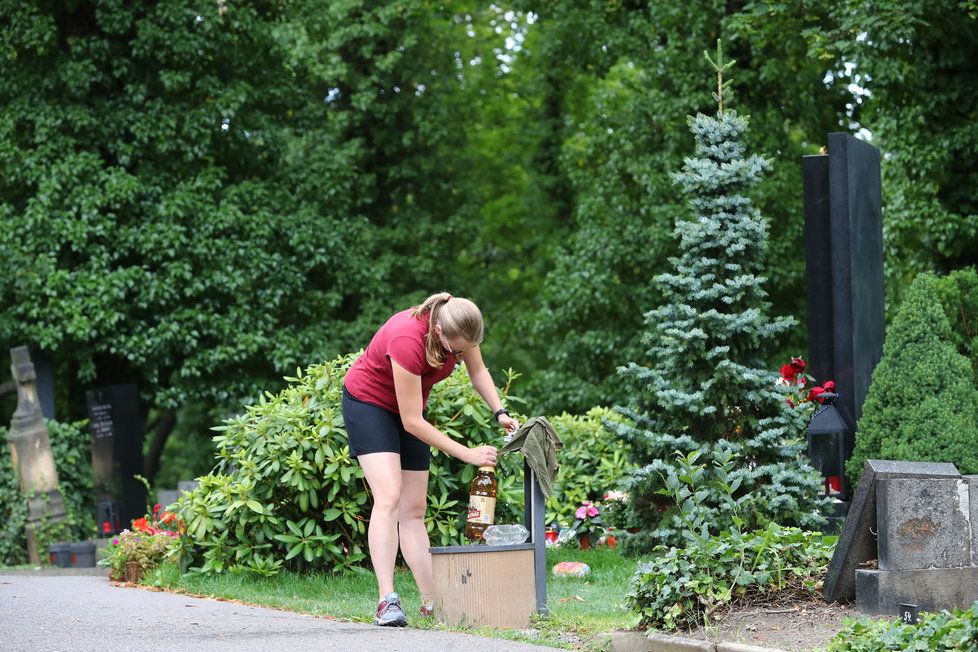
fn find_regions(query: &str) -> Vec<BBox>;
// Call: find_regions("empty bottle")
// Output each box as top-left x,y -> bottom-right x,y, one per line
483,524 -> 529,546
465,466 -> 498,541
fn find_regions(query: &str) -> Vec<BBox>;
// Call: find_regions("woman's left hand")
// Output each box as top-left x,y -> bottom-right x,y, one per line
498,413 -> 519,435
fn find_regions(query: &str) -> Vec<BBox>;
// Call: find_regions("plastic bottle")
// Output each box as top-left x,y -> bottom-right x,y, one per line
465,466 -> 498,541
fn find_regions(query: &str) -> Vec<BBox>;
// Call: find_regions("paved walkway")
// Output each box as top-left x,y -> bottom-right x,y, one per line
0,575 -> 559,652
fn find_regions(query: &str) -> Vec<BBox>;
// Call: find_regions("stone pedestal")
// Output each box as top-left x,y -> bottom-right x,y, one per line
855,567 -> 978,615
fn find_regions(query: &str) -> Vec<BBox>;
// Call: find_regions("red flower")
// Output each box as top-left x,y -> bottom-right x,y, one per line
808,380 -> 837,404
160,512 -> 177,524
153,503 -> 162,515
780,363 -> 798,381
780,357 -> 807,382
132,517 -> 152,533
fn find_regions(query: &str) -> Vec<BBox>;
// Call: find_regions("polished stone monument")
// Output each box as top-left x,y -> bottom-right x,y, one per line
6,346 -> 67,563
803,133 -> 885,499
86,384 -> 146,529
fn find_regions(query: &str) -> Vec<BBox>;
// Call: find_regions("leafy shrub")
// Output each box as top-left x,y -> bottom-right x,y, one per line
0,419 -> 95,565
826,602 -> 978,651
544,408 -> 636,527
848,272 -> 978,481
176,353 -> 526,575
611,413 -> 827,552
626,451 -> 835,631
936,267 -> 978,386
628,523 -> 834,632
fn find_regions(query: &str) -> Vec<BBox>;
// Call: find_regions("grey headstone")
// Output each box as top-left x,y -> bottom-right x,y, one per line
967,476 -> 978,566
156,489 -> 179,511
177,480 -> 200,493
877,478 -> 971,570
855,567 -> 978,615
823,459 -> 961,602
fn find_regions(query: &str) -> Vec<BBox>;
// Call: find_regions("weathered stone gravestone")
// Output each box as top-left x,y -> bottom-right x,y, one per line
824,459 -> 978,615
86,384 -> 146,530
5,346 -> 67,563
803,133 -> 885,500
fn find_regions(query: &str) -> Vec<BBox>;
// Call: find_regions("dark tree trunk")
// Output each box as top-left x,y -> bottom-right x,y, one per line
143,408 -> 177,484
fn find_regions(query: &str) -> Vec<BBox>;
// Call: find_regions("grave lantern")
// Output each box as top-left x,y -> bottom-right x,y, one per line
807,392 -> 849,497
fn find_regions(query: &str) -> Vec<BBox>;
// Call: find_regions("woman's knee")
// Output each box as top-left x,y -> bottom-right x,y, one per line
398,497 -> 426,522
371,485 -> 402,515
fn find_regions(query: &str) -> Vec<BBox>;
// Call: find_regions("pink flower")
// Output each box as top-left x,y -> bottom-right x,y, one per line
575,505 -> 587,519
112,539 -> 119,545
587,505 -> 599,517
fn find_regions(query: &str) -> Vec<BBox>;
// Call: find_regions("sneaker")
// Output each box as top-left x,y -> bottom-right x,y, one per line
419,599 -> 434,618
374,592 -> 408,627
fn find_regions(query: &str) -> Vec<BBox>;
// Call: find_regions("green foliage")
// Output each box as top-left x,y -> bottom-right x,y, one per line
936,268 -> 978,386
0,419 -> 95,565
628,523 -> 834,632
0,435 -> 29,565
848,273 -> 978,481
176,353 -> 525,575
610,73 -> 825,551
0,0 -> 476,413
544,408 -> 636,526
524,2 -> 848,412
826,603 -> 978,651
838,1 -> 978,293
626,458 -> 834,631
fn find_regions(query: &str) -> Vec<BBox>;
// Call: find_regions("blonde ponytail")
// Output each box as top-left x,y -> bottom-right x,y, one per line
411,292 -> 484,367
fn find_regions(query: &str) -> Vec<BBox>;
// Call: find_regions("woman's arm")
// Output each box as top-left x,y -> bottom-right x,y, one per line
391,359 -> 497,467
461,346 -> 519,434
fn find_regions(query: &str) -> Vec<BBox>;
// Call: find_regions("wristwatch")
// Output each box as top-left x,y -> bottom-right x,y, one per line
493,408 -> 509,421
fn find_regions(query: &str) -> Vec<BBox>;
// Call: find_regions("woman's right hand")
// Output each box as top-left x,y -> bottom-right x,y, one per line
463,445 -> 498,467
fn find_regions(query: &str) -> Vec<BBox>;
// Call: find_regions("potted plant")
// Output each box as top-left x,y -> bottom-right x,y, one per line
570,501 -> 604,549
99,504 -> 181,582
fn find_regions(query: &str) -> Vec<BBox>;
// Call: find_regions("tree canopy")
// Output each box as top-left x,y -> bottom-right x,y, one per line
1,1 -> 974,481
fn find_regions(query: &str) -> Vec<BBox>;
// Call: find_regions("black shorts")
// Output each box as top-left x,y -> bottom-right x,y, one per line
341,387 -> 432,471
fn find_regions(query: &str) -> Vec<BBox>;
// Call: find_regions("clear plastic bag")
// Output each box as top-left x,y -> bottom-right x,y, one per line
482,524 -> 530,545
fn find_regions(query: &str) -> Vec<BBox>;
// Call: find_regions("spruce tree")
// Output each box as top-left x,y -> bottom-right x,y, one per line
608,44 -> 825,552
847,272 -> 978,480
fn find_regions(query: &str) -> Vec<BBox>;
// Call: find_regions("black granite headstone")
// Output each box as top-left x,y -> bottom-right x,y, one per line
86,384 -> 146,528
802,133 -> 885,499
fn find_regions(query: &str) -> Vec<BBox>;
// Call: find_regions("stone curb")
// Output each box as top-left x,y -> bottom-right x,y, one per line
594,632 -> 789,652
0,567 -> 109,577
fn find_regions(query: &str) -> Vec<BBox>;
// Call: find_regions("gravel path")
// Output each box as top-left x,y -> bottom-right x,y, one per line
0,575 -> 560,652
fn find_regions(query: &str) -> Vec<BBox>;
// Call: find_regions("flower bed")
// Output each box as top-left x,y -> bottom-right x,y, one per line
100,504 -> 181,581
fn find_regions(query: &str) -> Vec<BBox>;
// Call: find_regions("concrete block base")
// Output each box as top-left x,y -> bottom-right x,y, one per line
855,567 -> 978,615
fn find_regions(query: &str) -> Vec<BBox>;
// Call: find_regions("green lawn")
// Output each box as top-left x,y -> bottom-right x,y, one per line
147,545 -> 640,650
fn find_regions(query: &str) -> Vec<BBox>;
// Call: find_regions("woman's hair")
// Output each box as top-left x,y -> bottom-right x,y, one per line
410,292 -> 484,368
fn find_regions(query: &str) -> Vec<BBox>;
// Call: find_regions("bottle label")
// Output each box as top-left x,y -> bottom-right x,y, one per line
466,495 -> 496,524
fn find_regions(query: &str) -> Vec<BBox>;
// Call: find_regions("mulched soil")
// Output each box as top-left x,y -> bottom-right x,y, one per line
682,595 -> 862,651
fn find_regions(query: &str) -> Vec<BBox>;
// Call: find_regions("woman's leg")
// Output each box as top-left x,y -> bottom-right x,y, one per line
398,469 -> 434,603
357,452 -> 403,600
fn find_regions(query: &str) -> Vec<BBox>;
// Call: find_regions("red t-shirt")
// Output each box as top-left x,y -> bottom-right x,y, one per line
344,309 -> 458,414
